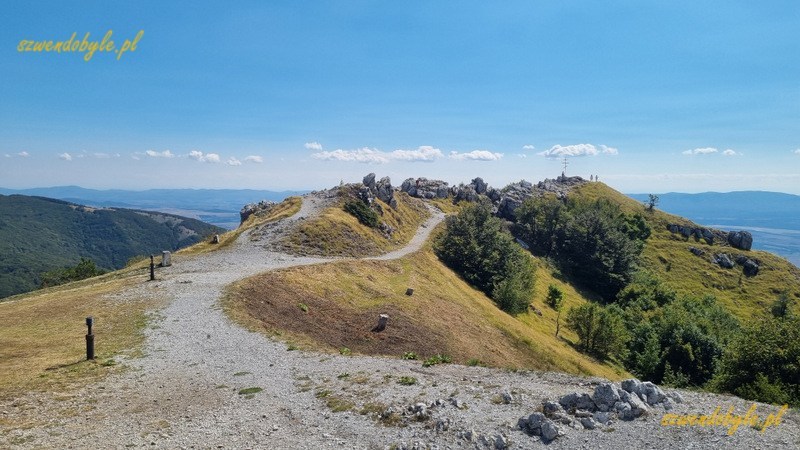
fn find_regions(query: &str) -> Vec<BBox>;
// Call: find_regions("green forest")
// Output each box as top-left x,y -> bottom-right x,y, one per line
0,194 -> 223,298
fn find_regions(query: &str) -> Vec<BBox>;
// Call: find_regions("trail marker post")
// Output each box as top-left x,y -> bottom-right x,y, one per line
85,316 -> 95,360
149,255 -> 155,281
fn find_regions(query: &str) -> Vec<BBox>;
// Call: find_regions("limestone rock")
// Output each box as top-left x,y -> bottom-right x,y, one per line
400,177 -> 450,199
542,401 -> 564,418
743,259 -> 760,277
559,392 -> 595,412
714,253 -> 735,269
689,246 -> 705,256
540,420 -> 562,442
375,176 -> 393,204
471,177 -> 488,194
640,381 -> 666,405
592,383 -> 621,412
239,200 -> 277,224
727,230 -> 753,251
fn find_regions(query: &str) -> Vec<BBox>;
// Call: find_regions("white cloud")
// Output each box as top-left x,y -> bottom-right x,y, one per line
227,157 -> 242,166
3,154 -> 9,158
17,151 -> 29,157
388,146 -> 443,162
522,144 -> 535,150
600,145 -> 618,155
311,146 -> 444,164
682,147 -> 718,155
538,143 -> 618,158
59,152 -> 72,161
93,152 -> 111,159
244,155 -> 263,163
312,148 -> 389,164
517,154 -> 528,158
449,150 -> 503,161
145,150 -> 175,158
188,150 -> 221,163
794,149 -> 800,155
305,141 -> 323,151
722,149 -> 738,156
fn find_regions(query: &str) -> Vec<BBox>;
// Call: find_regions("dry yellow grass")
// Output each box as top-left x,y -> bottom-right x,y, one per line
0,262 -> 159,401
226,229 -> 627,380
281,191 -> 429,257
181,196 -> 302,255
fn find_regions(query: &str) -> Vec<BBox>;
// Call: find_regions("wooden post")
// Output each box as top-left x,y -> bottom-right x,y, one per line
85,316 -> 95,360
149,255 -> 155,281
372,314 -> 389,332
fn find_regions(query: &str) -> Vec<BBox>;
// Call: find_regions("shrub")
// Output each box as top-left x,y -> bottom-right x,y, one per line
422,354 -> 452,367
566,302 -> 628,360
343,200 -> 379,228
712,314 -> 800,406
545,284 -> 564,310
40,257 -> 105,288
398,376 -> 417,386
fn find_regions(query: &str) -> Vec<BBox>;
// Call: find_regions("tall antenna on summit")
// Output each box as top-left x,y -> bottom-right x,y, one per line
561,156 -> 568,177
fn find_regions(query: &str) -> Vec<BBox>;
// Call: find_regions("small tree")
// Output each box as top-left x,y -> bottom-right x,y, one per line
546,284 -> 565,337
771,292 -> 793,319
645,194 -> 659,212
566,302 -> 628,359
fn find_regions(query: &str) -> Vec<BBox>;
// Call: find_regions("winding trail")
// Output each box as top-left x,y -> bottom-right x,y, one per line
8,195 -> 447,449
4,195 -> 799,449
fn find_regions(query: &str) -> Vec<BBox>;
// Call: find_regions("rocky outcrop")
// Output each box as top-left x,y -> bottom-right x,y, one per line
735,255 -> 761,277
239,200 -> 277,224
362,173 -> 395,206
727,230 -> 753,251
714,253 -> 735,269
688,246 -> 705,256
520,379 -> 679,443
400,177 -> 450,199
667,224 -> 717,245
496,180 -> 535,221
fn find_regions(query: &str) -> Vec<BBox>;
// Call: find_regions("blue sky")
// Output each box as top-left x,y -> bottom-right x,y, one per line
1,1 -> 799,193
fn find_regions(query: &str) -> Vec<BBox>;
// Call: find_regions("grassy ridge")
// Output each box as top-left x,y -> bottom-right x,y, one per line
280,190 -> 429,257
226,229 -> 627,380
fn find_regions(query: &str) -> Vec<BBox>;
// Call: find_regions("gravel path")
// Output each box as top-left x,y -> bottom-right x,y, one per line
2,194 -> 798,449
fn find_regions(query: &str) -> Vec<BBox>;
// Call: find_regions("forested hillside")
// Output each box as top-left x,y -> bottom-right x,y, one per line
0,194 -> 224,298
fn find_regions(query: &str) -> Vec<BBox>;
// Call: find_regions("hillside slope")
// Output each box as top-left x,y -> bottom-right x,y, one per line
0,194 -> 224,298
575,183 -> 800,321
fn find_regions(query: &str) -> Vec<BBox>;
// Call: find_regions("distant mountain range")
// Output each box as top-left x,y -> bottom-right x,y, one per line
0,194 -> 225,298
0,186 -> 307,229
627,191 -> 800,266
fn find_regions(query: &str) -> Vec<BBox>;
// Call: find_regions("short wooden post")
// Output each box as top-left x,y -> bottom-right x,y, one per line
372,314 -> 389,332
85,316 -> 95,360
149,255 -> 155,281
